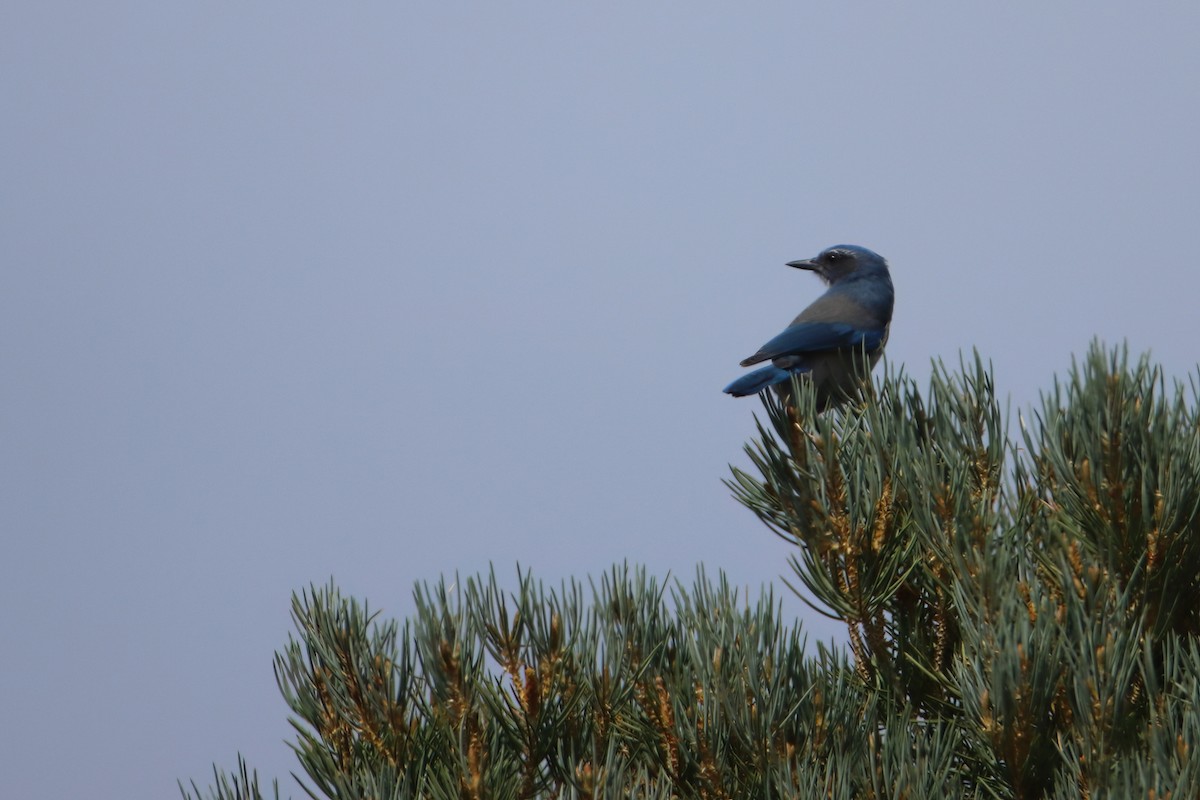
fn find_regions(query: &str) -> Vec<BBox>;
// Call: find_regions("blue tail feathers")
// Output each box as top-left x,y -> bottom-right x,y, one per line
723,365 -> 801,397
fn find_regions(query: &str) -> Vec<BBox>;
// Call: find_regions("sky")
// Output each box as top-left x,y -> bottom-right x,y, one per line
3,3 -> 1199,797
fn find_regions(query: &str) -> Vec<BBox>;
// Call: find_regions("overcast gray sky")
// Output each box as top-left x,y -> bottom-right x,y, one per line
4,3 -> 1200,797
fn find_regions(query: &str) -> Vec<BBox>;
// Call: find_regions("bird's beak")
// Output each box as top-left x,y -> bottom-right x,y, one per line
786,258 -> 818,270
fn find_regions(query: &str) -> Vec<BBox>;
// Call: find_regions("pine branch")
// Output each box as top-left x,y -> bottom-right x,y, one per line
184,341 -> 1200,799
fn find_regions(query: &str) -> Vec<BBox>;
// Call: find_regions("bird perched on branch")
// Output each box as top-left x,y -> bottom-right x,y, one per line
723,244 -> 894,411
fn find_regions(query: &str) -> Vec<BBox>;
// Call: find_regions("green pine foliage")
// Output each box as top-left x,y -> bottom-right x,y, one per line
183,342 -> 1200,799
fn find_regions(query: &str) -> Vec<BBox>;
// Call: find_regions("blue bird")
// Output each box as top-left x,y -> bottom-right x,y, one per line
723,244 -> 894,410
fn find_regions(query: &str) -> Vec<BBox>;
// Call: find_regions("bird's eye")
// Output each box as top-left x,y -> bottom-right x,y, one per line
826,251 -> 842,262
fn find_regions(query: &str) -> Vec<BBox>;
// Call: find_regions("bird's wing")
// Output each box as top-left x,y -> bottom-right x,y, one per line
739,321 -> 885,367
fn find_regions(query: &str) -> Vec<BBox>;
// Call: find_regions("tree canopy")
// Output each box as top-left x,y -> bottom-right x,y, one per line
184,342 -> 1200,799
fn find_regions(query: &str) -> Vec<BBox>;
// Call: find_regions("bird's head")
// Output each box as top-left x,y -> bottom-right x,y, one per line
787,244 -> 889,285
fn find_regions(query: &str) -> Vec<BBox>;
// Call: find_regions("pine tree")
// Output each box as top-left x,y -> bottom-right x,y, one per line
183,342 -> 1200,799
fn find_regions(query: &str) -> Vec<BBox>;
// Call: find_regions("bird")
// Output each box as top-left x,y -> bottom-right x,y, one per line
723,244 -> 894,411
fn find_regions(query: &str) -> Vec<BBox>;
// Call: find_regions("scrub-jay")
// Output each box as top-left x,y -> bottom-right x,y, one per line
723,245 -> 894,410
